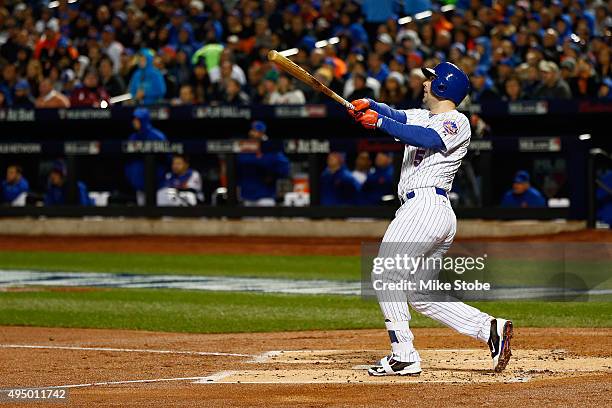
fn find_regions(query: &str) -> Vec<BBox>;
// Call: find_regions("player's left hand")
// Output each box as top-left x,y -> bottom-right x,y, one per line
347,98 -> 370,119
356,109 -> 379,129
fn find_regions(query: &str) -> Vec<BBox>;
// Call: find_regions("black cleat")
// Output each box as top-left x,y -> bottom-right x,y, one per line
488,318 -> 513,372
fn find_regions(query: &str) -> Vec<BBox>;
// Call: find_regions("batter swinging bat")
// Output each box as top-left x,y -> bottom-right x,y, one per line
267,50 -> 355,110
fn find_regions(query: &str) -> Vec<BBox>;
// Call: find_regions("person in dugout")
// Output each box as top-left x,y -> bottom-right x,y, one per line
157,154 -> 204,206
596,169 -> 612,227
236,121 -> 290,206
360,152 -> 394,204
124,107 -> 168,205
44,164 -> 93,206
320,152 -> 361,206
2,164 -> 29,206
500,170 -> 547,208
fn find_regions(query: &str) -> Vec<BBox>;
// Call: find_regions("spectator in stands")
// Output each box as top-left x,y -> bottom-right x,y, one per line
221,78 -> 250,105
534,61 -> 572,100
321,152 -> 360,206
344,64 -> 380,100
469,68 -> 500,103
157,155 -> 203,206
171,84 -> 196,106
406,68 -> 426,107
352,152 -> 372,187
12,80 -> 35,108
269,76 -> 306,105
347,72 -> 375,101
569,58 -> 599,99
379,72 -> 407,108
2,165 -> 29,206
361,152 -> 394,205
36,78 -> 70,108
44,165 -> 93,206
501,171 -> 547,208
100,26 -> 123,73
237,121 -> 290,206
128,49 -> 166,105
99,56 -> 126,97
124,108 -> 168,205
70,68 -> 110,108
502,76 -> 525,102
597,78 -> 612,100
367,52 -> 389,84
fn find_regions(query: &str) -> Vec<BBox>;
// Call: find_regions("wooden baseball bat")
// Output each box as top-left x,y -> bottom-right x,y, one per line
267,50 -> 355,110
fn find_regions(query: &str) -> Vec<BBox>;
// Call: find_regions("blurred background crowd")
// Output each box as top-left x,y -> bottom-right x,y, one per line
0,0 -> 610,109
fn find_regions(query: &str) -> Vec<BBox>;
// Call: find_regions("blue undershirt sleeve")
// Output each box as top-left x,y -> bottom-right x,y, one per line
367,99 -> 407,123
377,115 -> 446,151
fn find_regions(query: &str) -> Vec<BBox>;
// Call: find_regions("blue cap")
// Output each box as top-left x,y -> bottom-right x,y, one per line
57,36 -> 69,48
394,54 -> 406,65
103,25 -> 114,34
514,170 -> 530,183
451,42 -> 466,55
15,79 -> 29,90
499,58 -> 515,67
473,66 -> 489,77
251,120 -> 266,133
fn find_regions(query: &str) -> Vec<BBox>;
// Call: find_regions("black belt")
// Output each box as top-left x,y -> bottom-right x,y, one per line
405,187 -> 448,201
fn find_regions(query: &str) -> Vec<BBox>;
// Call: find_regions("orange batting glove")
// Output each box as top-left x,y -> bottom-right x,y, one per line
356,109 -> 379,129
347,98 -> 370,119
351,98 -> 370,112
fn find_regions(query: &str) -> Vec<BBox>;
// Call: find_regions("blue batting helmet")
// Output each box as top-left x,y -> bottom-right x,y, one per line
421,62 -> 470,106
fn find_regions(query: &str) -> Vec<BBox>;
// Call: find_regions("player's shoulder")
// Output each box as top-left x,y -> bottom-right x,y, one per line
401,108 -> 428,120
437,110 -> 470,135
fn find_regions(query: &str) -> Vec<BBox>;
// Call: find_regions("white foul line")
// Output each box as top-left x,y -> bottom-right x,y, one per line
0,344 -> 252,357
192,371 -> 237,383
40,376 -> 211,389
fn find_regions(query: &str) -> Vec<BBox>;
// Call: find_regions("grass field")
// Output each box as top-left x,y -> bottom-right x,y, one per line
0,250 -> 610,333
1,289 -> 611,333
0,251 -> 360,280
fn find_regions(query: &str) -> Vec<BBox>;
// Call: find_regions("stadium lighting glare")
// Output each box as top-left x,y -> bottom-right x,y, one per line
109,93 -> 132,104
100,100 -> 109,109
49,0 -> 77,8
398,16 -> 413,25
315,37 -> 339,49
578,134 -> 591,141
279,48 -> 299,57
415,11 -> 433,20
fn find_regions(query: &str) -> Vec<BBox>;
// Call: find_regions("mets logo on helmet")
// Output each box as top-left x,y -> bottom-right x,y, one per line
443,120 -> 458,135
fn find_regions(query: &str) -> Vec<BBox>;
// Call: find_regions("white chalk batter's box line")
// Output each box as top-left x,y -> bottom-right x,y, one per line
6,346 -> 610,389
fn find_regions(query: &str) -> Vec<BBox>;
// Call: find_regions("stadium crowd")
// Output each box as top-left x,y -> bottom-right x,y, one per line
0,0 -> 610,109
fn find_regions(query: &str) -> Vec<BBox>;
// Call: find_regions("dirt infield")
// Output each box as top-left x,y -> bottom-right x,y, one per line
1,326 -> 610,407
0,229 -> 609,256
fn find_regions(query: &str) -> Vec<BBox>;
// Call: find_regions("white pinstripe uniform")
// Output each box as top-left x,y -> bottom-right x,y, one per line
376,108 -> 493,363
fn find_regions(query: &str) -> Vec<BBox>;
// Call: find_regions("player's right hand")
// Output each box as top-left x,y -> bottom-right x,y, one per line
356,109 -> 379,129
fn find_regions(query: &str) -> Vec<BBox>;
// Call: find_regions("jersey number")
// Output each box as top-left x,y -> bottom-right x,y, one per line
413,148 -> 426,166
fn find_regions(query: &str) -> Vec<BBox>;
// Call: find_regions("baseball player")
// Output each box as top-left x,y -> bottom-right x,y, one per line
348,62 -> 513,376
